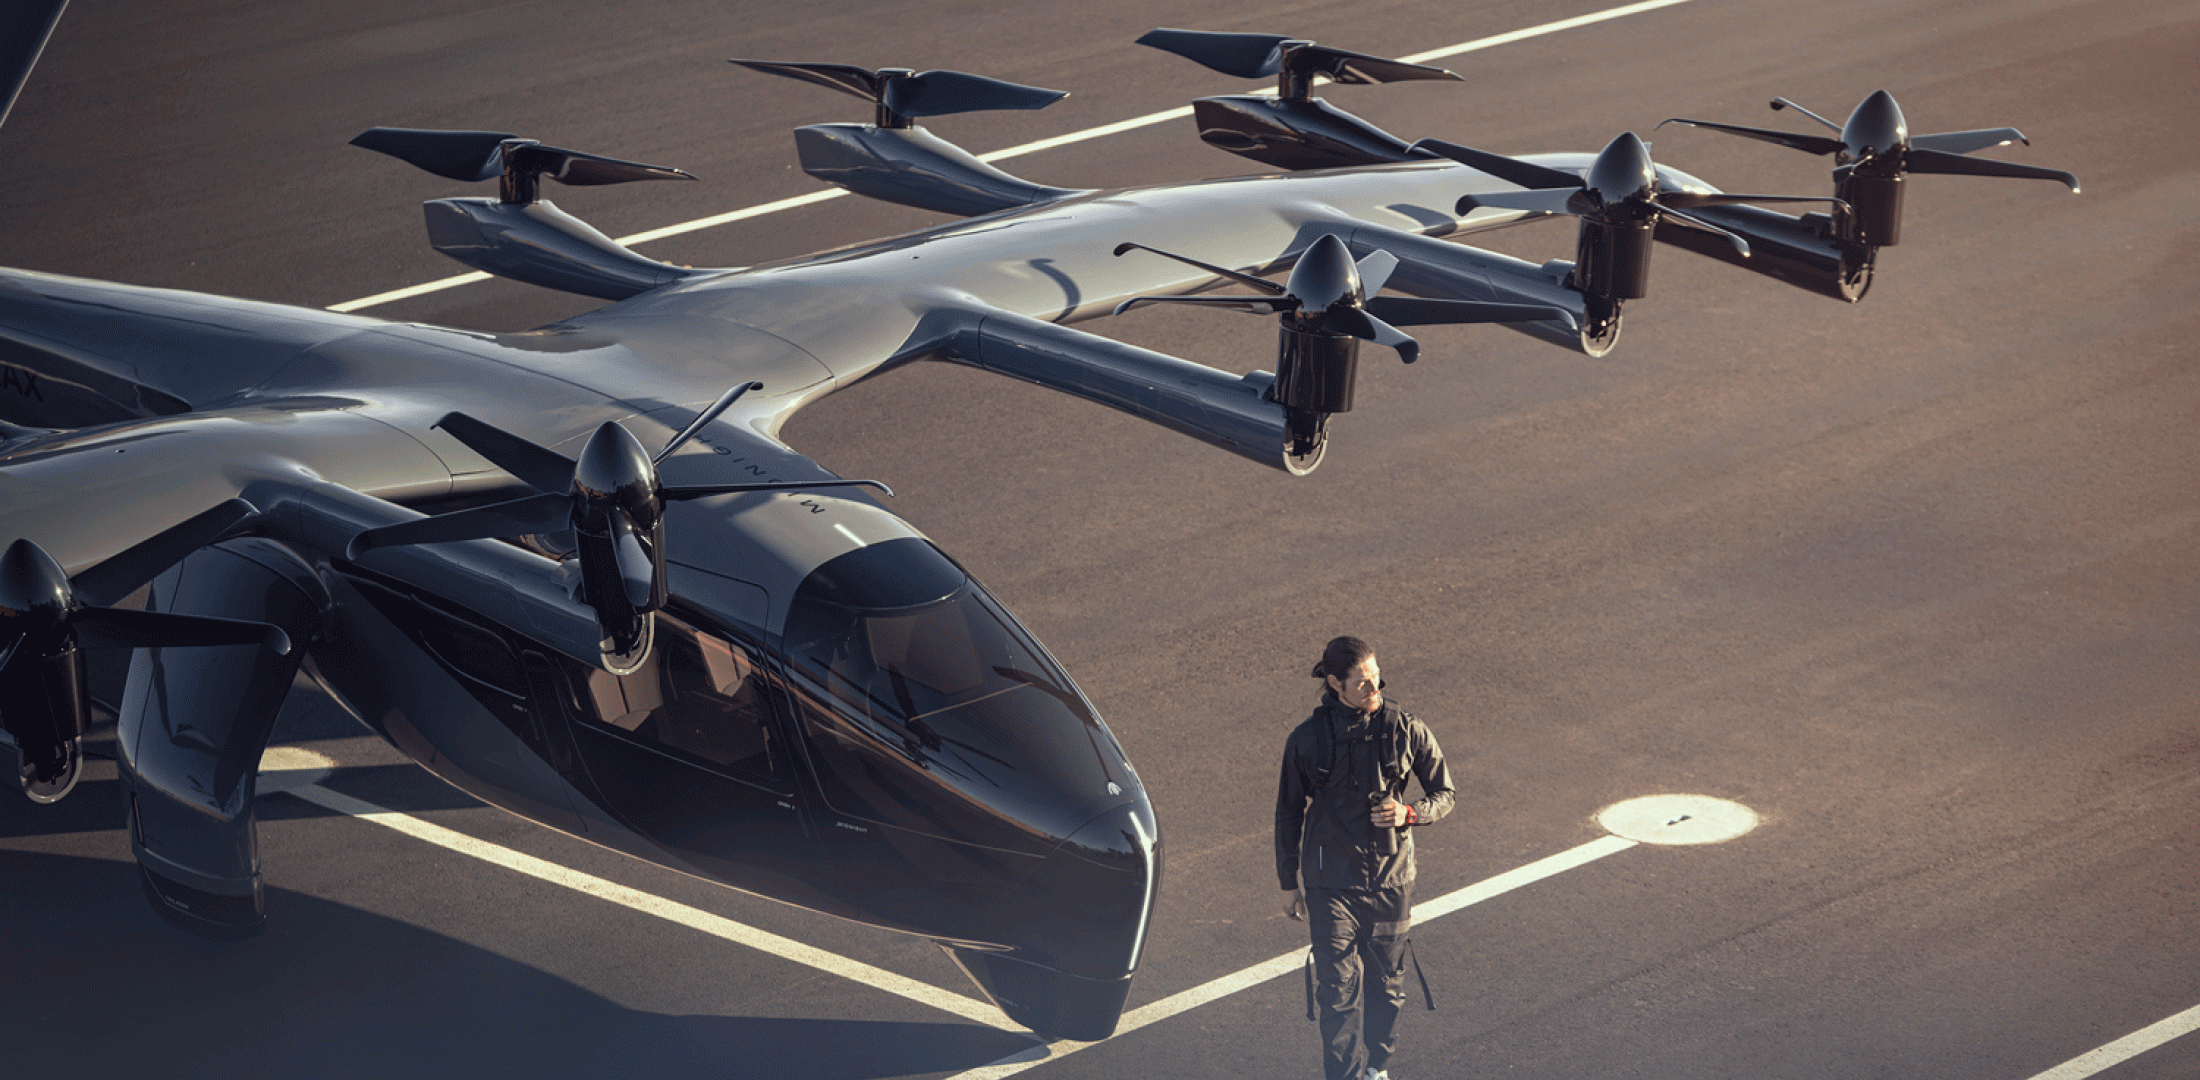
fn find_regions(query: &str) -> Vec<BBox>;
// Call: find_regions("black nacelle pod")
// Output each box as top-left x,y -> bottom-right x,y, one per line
1188,96 -> 1421,172
1271,325 -> 1358,472
351,127 -> 708,301
1134,28 -> 1463,171
732,59 -> 1088,217
1107,232 -> 1572,468
2,500 -> 285,805
1572,217 -> 1657,302
0,636 -> 88,803
1652,89 -> 2080,301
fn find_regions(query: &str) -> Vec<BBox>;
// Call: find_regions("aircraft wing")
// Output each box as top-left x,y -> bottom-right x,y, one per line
895,302 -> 1298,472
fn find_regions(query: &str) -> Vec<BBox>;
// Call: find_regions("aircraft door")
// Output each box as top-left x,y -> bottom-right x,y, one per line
561,611 -> 822,901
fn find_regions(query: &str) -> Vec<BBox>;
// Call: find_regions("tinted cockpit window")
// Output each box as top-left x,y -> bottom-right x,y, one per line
784,539 -> 1117,839
574,611 -> 786,781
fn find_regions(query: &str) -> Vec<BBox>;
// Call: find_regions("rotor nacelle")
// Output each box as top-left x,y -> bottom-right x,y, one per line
1137,28 -> 1462,171
1112,233 -> 1571,469
2,501 -> 286,803
348,385 -> 890,672
1661,89 -> 2079,262
1443,131 -> 1843,349
0,540 -> 89,802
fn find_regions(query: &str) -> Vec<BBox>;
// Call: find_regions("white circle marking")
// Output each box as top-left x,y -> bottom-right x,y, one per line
1597,794 -> 1758,845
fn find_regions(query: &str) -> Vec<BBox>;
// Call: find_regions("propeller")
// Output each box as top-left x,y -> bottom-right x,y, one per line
1658,90 -> 2079,246
350,127 -> 696,205
1446,131 -> 1845,260
2,499 -> 290,801
1112,232 -> 1571,365
1135,29 -> 1461,101
730,60 -> 1067,129
1431,132 -> 1841,351
1,1 -> 68,134
1112,234 -> 1571,471
346,382 -> 891,665
2,499 -> 290,659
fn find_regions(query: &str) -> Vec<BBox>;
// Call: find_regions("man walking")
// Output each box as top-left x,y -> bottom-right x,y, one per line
1277,636 -> 1456,1080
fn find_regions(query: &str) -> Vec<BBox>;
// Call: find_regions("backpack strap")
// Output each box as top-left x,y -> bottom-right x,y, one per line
1312,707 -> 1337,783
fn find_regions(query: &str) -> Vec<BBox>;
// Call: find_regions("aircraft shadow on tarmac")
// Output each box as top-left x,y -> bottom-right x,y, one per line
6,665 -> 1030,1079
0,846 -> 1037,1080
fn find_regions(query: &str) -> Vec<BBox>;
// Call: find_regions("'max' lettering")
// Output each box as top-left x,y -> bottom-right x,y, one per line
1,366 -> 43,401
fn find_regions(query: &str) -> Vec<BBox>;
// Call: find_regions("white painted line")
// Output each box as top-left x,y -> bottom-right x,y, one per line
284,781 -> 1025,1032
940,834 -> 1642,1080
2024,1000 -> 2200,1080
325,0 -> 1699,314
1397,0 -> 1699,65
325,271 -> 493,314
1416,833 -> 1637,920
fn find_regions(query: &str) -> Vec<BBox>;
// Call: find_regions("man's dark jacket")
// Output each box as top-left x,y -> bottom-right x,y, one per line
1276,692 -> 1456,893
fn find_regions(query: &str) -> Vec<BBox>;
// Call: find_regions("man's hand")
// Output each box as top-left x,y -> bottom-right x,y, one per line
1369,798 -> 1411,828
1285,888 -> 1306,921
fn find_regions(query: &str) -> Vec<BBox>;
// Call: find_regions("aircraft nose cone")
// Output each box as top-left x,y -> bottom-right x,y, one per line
1285,233 -> 1363,317
572,421 -> 661,528
1586,131 -> 1658,208
946,798 -> 1160,1040
0,538 -> 74,629
1842,89 -> 1908,162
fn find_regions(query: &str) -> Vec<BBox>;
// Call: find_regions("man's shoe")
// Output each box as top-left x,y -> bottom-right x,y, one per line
1363,1070 -> 1389,1080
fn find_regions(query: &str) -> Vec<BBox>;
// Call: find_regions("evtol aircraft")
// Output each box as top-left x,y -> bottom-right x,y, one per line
0,3 -> 2077,1040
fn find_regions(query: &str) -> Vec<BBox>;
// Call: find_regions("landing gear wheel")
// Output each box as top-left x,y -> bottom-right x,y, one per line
1837,253 -> 1875,302
1282,408 -> 1329,476
1580,297 -> 1623,358
23,737 -> 81,804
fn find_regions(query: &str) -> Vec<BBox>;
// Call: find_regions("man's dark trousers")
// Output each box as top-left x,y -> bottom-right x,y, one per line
1309,883 -> 1412,1080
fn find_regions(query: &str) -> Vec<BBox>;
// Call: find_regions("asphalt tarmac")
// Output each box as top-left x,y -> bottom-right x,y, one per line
3,1 -> 2197,1077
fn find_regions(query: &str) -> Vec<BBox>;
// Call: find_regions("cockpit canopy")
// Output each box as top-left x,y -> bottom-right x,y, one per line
783,538 -> 1129,845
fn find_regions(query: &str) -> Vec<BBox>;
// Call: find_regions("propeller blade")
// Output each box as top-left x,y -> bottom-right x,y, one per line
1112,294 -> 1295,316
1354,249 -> 1399,296
1661,191 -> 1846,212
1112,242 -> 1285,294
657,382 -> 764,464
67,498 -> 258,608
346,492 -> 571,560
1410,139 -> 1584,189
350,128 -> 516,182
73,606 -> 291,657
434,413 -> 577,493
1655,118 -> 1842,157
1320,308 -> 1420,364
1,0 -> 68,134
662,478 -> 896,500
1911,127 -> 2029,155
505,143 -> 695,187
1904,147 -> 2080,192
727,59 -> 884,102
1659,206 -> 1753,257
1770,97 -> 1843,132
1298,46 -> 1460,87
883,70 -> 1068,118
1456,188 -> 1584,216
1365,296 -> 1578,330
612,519 -> 654,609
1134,28 -> 1296,79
